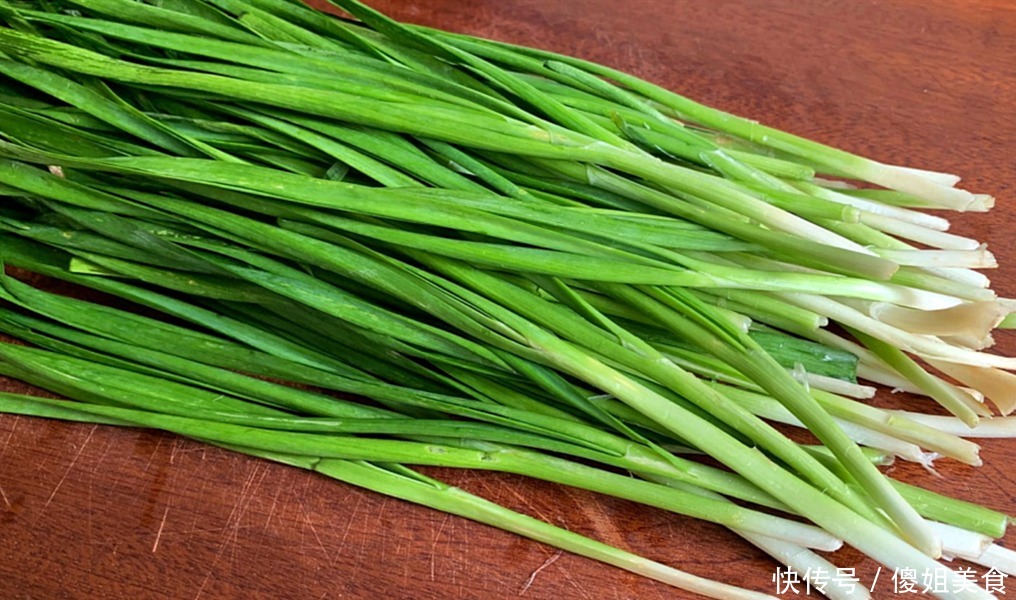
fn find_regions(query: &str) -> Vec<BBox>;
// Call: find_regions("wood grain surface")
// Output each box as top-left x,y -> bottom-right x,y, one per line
1,1 -> 1015,599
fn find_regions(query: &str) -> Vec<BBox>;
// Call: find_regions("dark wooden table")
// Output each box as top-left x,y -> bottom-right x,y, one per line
1,1 -> 1014,598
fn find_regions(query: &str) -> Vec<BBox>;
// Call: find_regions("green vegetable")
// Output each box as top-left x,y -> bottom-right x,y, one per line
0,0 -> 1013,597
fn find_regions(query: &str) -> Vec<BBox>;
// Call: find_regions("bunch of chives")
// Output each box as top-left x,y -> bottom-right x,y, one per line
0,0 -> 1013,597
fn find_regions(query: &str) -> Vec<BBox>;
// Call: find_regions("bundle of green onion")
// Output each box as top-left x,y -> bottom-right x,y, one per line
0,0 -> 1013,597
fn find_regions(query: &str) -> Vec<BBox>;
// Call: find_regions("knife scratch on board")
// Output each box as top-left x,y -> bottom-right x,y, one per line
139,437 -> 164,476
193,463 -> 263,600
91,436 -> 113,476
429,513 -> 453,581
518,550 -> 563,595
491,478 -> 554,524
298,498 -> 332,562
42,424 -> 96,511
374,497 -> 391,565
557,564 -> 593,600
228,462 -> 268,564
563,486 -> 627,551
169,437 -> 183,465
0,414 -> 18,460
152,505 -> 170,553
337,491 -> 365,548
263,482 -> 284,533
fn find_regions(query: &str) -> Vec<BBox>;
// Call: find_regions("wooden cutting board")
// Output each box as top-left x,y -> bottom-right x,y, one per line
1,1 -> 1014,598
